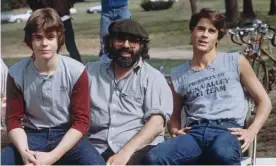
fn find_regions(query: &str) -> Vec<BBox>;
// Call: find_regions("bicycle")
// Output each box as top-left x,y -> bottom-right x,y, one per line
228,21 -> 276,165
228,20 -> 276,92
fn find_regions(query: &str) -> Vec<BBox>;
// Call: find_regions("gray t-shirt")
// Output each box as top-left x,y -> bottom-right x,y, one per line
8,55 -> 87,131
171,52 -> 248,126
86,60 -> 173,153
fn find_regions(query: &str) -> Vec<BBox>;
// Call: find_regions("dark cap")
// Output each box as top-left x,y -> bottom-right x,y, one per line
108,18 -> 149,40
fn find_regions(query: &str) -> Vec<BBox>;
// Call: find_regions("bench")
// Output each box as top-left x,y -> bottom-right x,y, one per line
0,75 -> 258,165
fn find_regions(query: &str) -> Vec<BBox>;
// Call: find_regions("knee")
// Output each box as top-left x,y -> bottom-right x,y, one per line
1,145 -> 18,165
82,150 -> 105,164
77,151 -> 105,165
143,152 -> 161,165
69,139 -> 105,165
211,145 -> 242,164
143,151 -> 172,165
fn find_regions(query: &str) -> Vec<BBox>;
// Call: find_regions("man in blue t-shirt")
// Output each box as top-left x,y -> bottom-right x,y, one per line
99,0 -> 131,62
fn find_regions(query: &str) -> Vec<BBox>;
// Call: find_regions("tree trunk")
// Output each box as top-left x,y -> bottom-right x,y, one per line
268,0 -> 276,15
189,0 -> 197,15
1,0 -> 10,10
242,0 -> 256,19
225,0 -> 240,27
9,0 -> 28,9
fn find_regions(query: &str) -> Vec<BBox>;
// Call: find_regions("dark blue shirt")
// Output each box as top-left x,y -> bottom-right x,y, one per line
101,0 -> 128,9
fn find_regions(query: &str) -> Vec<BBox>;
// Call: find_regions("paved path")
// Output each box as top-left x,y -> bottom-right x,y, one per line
149,48 -> 193,59
1,47 -> 230,60
1,47 -> 194,60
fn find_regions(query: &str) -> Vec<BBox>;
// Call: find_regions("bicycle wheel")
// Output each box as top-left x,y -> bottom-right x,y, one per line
250,57 -> 269,91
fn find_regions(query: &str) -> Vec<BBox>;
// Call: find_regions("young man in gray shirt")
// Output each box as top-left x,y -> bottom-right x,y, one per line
1,8 -> 104,165
86,18 -> 173,165
144,8 -> 272,165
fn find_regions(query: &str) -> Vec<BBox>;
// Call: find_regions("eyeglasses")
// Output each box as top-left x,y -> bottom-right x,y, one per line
114,36 -> 141,48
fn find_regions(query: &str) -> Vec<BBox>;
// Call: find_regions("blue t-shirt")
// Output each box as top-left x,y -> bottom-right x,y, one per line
171,52 -> 248,126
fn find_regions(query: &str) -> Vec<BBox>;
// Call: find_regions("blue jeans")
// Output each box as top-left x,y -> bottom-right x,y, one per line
101,145 -> 155,165
144,120 -> 243,165
99,5 -> 131,62
1,128 -> 105,165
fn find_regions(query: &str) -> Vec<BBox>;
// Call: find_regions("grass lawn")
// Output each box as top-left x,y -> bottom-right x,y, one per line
1,0 -> 276,57
2,0 -> 275,74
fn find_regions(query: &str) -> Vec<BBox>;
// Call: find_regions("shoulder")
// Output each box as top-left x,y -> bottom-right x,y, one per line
85,61 -> 104,75
238,54 -> 252,75
222,51 -> 242,60
141,62 -> 170,90
8,57 -> 32,89
169,62 -> 190,95
220,51 -> 243,73
60,55 -> 84,69
141,62 -> 166,81
219,51 -> 242,66
9,57 -> 32,78
170,62 -> 189,80
142,62 -> 162,75
60,55 -> 85,77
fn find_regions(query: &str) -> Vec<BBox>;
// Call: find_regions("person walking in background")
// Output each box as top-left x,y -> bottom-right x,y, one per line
99,0 -> 131,62
27,0 -> 82,62
1,8 -> 104,165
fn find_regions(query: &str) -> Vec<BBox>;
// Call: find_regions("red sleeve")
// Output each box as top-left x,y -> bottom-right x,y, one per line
6,74 -> 24,132
70,69 -> 90,135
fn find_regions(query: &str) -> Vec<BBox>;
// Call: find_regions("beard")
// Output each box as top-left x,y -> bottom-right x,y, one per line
111,47 -> 140,68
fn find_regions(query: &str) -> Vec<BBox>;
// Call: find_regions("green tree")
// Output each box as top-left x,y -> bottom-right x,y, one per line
189,0 -> 197,15
224,0 -> 240,27
1,0 -> 11,10
1,0 -> 28,10
268,0 -> 276,15
242,0 -> 256,19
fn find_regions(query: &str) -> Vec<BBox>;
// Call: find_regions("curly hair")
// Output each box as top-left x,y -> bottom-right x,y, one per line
23,8 -> 64,52
103,33 -> 150,60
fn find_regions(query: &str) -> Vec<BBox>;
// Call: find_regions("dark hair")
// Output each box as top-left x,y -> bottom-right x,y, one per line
24,8 -> 64,52
103,33 -> 150,60
189,8 -> 226,40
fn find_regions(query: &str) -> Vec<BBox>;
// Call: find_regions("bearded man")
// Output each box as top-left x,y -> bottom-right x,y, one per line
86,18 -> 173,165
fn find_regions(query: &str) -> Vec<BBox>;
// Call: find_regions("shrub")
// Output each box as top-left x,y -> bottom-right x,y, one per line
141,0 -> 174,11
